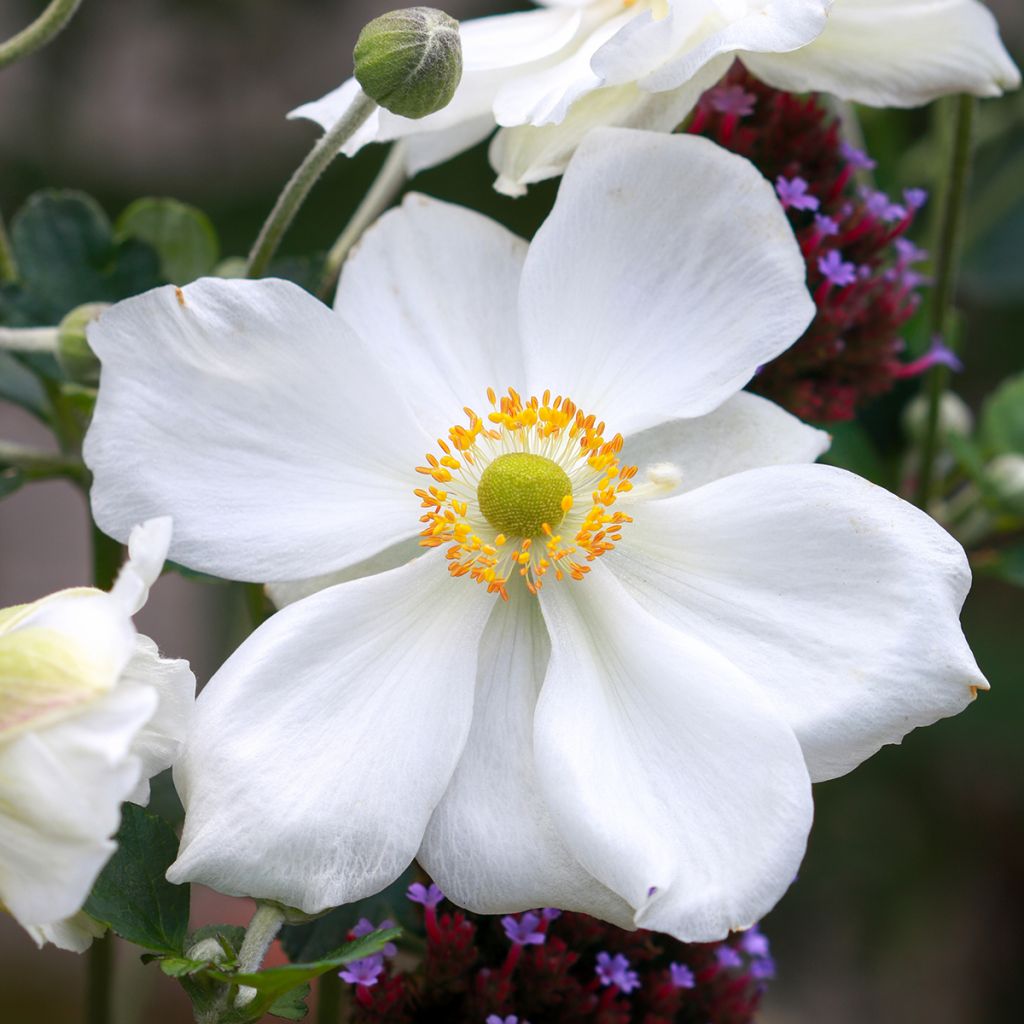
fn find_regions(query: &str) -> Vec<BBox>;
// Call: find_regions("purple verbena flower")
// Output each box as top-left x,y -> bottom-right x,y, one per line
839,140 -> 877,170
776,175 -> 820,211
339,953 -> 385,988
739,925 -> 771,958
814,214 -> 839,237
896,337 -> 963,378
407,882 -> 445,909
541,907 -> 562,921
715,945 -> 744,970
818,250 -> 858,287
904,187 -> 928,210
501,911 -> 546,946
751,955 -> 777,980
486,1017 -> 523,1024
595,951 -> 641,993
894,237 -> 928,265
669,962 -> 696,989
862,187 -> 906,222
351,917 -> 398,958
707,83 -> 757,116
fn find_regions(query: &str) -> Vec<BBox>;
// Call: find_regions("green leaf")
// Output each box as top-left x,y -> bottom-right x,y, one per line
0,351 -> 49,418
213,929 -> 400,1023
0,468 -> 24,498
268,984 -> 311,1021
160,956 -> 213,978
83,804 -> 190,954
116,198 -> 219,284
980,373 -> 1024,456
818,420 -> 892,487
1,191 -> 162,326
975,545 -> 1024,587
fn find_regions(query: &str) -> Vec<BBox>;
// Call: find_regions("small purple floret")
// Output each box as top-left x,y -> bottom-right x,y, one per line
739,925 -> 771,958
715,946 -> 744,970
904,187 -> 928,209
501,912 -> 546,947
339,953 -> 385,987
862,187 -> 906,222
595,951 -> 641,993
707,83 -> 757,116
894,237 -> 928,265
751,955 -> 777,980
407,882 -> 444,909
486,1017 -> 522,1024
814,214 -> 839,237
776,175 -> 820,211
818,250 -> 858,287
840,140 -> 877,170
351,917 -> 397,958
669,962 -> 696,989
541,907 -> 562,922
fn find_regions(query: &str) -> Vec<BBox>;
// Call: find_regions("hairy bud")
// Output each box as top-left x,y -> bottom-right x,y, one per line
354,7 -> 462,119
57,303 -> 108,386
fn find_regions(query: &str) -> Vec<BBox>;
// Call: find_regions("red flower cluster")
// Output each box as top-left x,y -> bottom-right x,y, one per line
346,897 -> 772,1024
689,66 -> 931,421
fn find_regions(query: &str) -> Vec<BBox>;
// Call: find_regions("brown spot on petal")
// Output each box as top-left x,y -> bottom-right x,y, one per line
175,288 -> 186,308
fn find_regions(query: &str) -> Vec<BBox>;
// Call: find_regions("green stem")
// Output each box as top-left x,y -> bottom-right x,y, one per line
0,0 -> 84,70
317,141 -> 408,300
92,523 -> 124,591
317,970 -> 342,1024
0,209 -> 18,282
234,903 -> 287,1010
246,92 -> 378,279
0,325 -> 59,353
0,439 -> 86,482
914,95 -> 975,510
244,581 -> 271,629
85,929 -> 114,1024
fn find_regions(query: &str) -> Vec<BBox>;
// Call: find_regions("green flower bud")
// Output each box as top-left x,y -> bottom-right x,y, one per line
354,7 -> 462,120
57,303 -> 108,386
985,453 -> 1024,515
902,392 -> 974,444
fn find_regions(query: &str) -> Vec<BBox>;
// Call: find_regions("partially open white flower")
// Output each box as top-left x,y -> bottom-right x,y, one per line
85,130 -> 983,940
0,519 -> 195,951
292,0 -> 1020,193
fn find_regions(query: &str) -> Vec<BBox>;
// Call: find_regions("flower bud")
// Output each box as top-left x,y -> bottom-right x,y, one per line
902,392 -> 974,444
57,303 -> 108,386
353,7 -> 462,120
985,453 -> 1024,515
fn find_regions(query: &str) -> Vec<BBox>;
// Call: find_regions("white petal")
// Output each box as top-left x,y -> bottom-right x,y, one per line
85,278 -> 425,583
267,536 -> 423,609
335,195 -> 526,432
608,464 -> 985,782
621,391 -> 830,496
419,588 -> 635,928
636,0 -> 830,93
26,911 -> 107,953
120,635 -> 196,805
517,129 -> 814,432
536,564 -> 813,941
743,0 -> 1021,106
0,685 -> 155,927
110,517 -> 172,615
167,551 -> 493,914
288,7 -> 585,168
490,59 -> 729,195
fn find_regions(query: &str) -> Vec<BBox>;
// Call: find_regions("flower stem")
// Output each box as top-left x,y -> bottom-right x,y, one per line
0,0 -> 83,70
246,92 -> 377,279
86,934 -> 114,1024
0,440 -> 86,483
317,970 -> 342,1024
0,209 -> 18,282
234,903 -> 286,1008
914,95 -> 975,510
317,141 -> 408,300
0,325 -> 59,353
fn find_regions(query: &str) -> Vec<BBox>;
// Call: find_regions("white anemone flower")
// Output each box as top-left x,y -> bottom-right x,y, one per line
292,0 -> 1021,194
84,130 -> 984,940
0,518 -> 195,951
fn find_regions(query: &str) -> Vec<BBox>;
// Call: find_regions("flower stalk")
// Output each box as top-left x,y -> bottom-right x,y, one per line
234,902 -> 287,1008
915,95 -> 976,510
0,440 -> 87,483
0,326 -> 59,353
0,209 -> 17,282
317,140 -> 408,299
246,92 -> 377,279
0,0 -> 84,70
85,934 -> 114,1024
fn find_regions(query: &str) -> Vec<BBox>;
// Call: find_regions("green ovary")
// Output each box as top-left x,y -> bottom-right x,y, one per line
477,453 -> 572,538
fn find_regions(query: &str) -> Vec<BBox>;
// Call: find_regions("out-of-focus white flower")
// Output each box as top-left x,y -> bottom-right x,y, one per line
0,519 -> 195,951
292,0 -> 1020,193
85,130 -> 983,941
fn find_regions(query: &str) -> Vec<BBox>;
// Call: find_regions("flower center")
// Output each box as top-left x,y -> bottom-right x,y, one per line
477,453 -> 572,539
415,388 -> 637,600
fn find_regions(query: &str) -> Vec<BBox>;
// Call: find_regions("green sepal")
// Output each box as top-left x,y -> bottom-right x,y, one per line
83,803 -> 190,954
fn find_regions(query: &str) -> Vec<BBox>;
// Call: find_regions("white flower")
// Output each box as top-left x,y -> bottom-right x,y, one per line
292,0 -> 1020,194
84,130 -> 983,940
0,518 -> 195,951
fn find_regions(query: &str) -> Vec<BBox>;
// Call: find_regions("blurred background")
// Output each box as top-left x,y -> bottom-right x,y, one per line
1,1 -> 1022,1021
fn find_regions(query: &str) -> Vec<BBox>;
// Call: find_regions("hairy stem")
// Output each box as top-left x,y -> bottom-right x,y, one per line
0,0 -> 84,70
246,93 -> 377,279
0,325 -> 59,353
915,95 -> 975,510
234,903 -> 286,1008
317,141 -> 408,299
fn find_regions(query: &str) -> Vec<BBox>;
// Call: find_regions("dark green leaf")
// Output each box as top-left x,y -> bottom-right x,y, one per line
0,468 -> 25,498
268,984 -> 310,1021
83,803 -> 190,954
980,373 -> 1024,456
116,198 -> 220,284
213,929 -> 400,1023
2,191 -> 162,326
160,956 -> 212,978
0,350 -> 49,418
